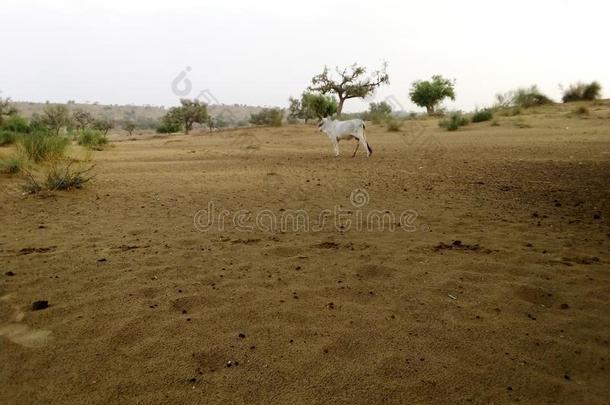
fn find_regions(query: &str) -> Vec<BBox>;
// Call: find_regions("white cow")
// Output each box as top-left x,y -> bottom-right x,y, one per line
317,117 -> 372,157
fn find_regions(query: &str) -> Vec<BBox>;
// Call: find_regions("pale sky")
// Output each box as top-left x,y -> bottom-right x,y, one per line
1,0 -> 609,112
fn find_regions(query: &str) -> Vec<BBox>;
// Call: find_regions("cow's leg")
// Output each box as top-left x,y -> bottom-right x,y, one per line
352,140 -> 360,157
332,139 -> 339,156
359,132 -> 371,157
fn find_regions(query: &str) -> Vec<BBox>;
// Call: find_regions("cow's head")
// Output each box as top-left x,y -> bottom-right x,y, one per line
317,117 -> 330,133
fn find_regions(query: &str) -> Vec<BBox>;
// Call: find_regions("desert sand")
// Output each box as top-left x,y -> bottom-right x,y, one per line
1,106 -> 609,404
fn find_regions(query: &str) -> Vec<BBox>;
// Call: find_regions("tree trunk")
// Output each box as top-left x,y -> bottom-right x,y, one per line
337,98 -> 346,119
426,105 -> 434,115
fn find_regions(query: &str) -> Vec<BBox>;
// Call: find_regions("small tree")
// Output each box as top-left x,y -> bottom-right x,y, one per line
288,97 -> 304,122
93,117 -> 114,135
250,108 -> 283,126
0,98 -> 18,125
409,75 -> 456,114
302,93 -> 337,120
308,63 -> 389,117
42,104 -> 70,135
123,121 -> 136,136
165,99 -> 209,134
72,109 -> 94,131
368,101 -> 392,123
289,93 -> 337,122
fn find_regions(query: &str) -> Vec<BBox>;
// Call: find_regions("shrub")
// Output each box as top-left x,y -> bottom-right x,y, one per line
513,86 -> 553,108
562,81 -> 602,102
439,112 -> 469,131
44,161 -> 94,190
77,129 -> 108,150
17,131 -> 69,163
156,119 -> 182,133
250,108 -> 283,126
0,155 -> 24,174
386,119 -> 402,132
22,160 -> 94,193
1,115 -> 29,133
495,86 -> 553,109
574,106 -> 589,116
471,109 -> 493,123
0,130 -> 16,146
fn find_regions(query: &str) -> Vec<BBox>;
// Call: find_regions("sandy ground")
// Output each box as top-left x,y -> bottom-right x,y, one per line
1,109 -> 609,404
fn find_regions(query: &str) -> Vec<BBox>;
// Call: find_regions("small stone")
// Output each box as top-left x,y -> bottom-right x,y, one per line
32,300 -> 49,311
182,310 -> 187,314
238,333 -> 246,339
560,303 -> 570,310
226,361 -> 232,368
97,258 -> 107,263
452,240 -> 462,246
5,271 -> 15,276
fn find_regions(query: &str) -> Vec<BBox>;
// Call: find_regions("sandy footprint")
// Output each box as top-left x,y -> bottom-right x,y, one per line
0,294 -> 52,348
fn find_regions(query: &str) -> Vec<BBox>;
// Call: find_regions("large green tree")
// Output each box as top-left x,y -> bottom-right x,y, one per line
308,63 -> 389,117
409,75 -> 456,114
165,99 -> 209,134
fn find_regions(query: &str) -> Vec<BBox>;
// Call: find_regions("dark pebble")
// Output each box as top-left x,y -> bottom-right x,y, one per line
97,258 -> 107,263
560,303 -> 570,310
32,300 -> 49,311
238,333 -> 246,339
5,271 -> 15,276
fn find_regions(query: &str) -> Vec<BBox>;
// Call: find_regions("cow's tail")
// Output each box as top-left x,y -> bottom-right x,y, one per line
362,121 -> 372,155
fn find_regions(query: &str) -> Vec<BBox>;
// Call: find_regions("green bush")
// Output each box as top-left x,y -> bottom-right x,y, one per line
22,160 -> 94,193
439,113 -> 469,131
250,108 -> 283,126
17,131 -> 69,163
495,86 -> 553,109
77,129 -> 108,150
386,119 -> 402,132
562,81 -> 602,102
45,161 -> 94,190
1,115 -> 29,133
513,86 -> 553,108
471,109 -> 493,123
0,155 -> 24,174
0,130 -> 16,146
574,106 -> 589,116
156,120 -> 182,133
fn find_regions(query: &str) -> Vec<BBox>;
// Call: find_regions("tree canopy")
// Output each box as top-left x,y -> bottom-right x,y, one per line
289,92 -> 338,122
308,63 -> 389,117
409,75 -> 456,114
164,99 -> 209,134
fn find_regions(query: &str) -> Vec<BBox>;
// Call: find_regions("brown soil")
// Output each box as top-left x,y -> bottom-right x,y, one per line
1,111 -> 609,404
